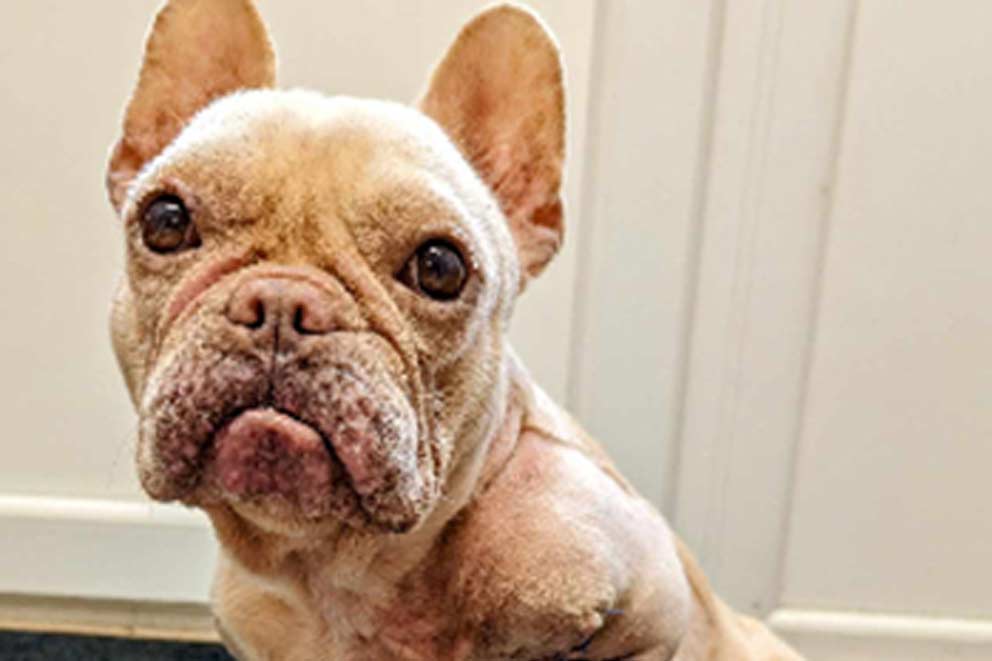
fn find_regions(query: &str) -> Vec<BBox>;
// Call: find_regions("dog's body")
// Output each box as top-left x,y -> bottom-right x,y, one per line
208,356 -> 796,661
106,2 -> 802,659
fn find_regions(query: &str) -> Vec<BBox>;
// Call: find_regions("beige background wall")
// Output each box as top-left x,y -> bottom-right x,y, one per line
1,2 -> 990,659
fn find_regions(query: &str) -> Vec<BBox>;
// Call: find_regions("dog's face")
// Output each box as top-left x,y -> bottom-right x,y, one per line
107,0 -> 565,537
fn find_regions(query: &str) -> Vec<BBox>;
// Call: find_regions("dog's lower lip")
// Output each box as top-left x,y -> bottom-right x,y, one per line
208,408 -> 337,516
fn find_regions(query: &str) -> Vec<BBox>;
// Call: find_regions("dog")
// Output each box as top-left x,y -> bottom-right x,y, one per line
106,1 -> 803,659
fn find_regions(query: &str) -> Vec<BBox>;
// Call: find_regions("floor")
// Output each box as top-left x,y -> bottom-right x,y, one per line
0,632 -> 235,661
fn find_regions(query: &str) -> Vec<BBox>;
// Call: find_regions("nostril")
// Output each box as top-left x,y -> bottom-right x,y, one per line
246,298 -> 266,330
292,305 -> 308,335
226,282 -> 273,331
292,301 -> 333,335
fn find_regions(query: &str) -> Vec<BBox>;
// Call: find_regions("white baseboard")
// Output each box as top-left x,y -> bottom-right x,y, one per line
770,608 -> 992,661
0,494 -> 216,604
0,593 -> 217,642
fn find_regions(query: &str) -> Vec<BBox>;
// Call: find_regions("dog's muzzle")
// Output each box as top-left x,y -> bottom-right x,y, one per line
137,268 -> 433,532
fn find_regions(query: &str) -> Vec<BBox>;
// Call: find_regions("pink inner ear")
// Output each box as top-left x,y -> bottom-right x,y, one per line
416,5 -> 566,282
464,119 -> 565,279
107,0 -> 276,210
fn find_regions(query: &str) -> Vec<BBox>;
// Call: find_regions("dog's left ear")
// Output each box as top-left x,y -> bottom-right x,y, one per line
107,0 -> 277,211
418,4 -> 566,287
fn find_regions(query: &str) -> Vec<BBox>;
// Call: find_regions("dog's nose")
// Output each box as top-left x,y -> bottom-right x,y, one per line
226,277 -> 338,337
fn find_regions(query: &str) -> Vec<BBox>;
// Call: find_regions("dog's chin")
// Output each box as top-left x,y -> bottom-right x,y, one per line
139,407 -> 428,535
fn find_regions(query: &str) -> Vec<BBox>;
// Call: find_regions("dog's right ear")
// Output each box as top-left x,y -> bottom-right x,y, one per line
418,5 -> 566,289
107,0 -> 276,211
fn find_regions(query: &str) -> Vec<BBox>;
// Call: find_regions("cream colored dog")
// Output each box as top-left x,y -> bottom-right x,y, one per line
107,1 -> 803,659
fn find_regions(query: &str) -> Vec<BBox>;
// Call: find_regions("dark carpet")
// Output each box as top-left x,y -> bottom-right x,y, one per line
0,632 -> 235,661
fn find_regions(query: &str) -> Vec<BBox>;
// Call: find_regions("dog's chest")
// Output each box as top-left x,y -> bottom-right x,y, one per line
314,584 -> 473,661
308,558 -> 605,661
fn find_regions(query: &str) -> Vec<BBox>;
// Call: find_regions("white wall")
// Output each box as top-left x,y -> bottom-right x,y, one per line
672,1 -> 992,658
1,2 -> 991,658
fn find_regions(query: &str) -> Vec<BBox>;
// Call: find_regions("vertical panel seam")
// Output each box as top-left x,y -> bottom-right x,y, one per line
564,0 -> 609,413
664,0 -> 730,517
771,0 -> 862,610
708,0 -> 789,586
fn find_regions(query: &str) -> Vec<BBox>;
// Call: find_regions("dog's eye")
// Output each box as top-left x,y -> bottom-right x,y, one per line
399,240 -> 467,301
141,195 -> 200,254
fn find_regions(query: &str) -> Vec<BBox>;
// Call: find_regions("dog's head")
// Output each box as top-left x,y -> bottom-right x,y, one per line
107,0 -> 565,537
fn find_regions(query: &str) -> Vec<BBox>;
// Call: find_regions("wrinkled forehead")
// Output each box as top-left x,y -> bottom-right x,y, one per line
131,89 -> 514,270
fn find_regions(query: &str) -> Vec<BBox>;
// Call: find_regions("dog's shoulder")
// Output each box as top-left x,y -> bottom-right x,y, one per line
437,378 -> 692,658
441,426 -> 622,656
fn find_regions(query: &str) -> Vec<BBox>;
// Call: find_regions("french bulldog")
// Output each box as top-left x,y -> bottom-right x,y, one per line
106,1 -> 803,659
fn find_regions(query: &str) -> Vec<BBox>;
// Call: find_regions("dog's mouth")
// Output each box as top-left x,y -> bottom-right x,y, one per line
203,408 -> 345,520
199,401 -> 415,524
138,335 -> 434,533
